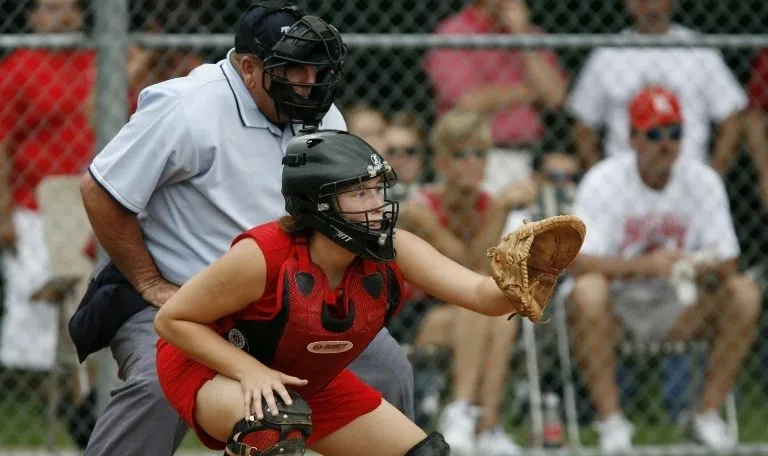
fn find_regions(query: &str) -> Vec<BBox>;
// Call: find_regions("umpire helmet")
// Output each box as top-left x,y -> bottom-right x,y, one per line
235,1 -> 346,127
281,130 -> 399,261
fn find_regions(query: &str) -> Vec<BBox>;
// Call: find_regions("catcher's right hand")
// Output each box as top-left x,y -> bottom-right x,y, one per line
487,215 -> 586,322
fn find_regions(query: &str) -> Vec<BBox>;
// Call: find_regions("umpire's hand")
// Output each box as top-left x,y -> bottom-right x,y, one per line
140,279 -> 180,308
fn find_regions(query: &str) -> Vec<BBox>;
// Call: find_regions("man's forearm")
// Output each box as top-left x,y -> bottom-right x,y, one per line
695,259 -> 738,284
523,51 -> 566,110
570,254 -> 648,279
711,112 -> 744,174
80,172 -> 166,291
467,199 -> 513,271
572,121 -> 600,169
0,142 -> 13,222
456,84 -> 532,114
746,108 -> 768,179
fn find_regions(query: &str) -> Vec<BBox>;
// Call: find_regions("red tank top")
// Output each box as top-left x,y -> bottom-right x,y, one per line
419,186 -> 491,229
216,222 -> 404,396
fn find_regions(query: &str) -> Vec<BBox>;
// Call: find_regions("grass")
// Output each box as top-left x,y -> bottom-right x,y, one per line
1,363 -> 768,452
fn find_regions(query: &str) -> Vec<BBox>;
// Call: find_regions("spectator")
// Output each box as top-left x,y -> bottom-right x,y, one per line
345,103 -> 389,154
382,111 -> 427,202
744,48 -> 768,403
127,0 -> 206,97
567,0 -> 746,172
0,0 -> 93,371
85,0 -> 206,125
424,0 -> 567,196
503,151 -> 579,230
412,149 -> 579,437
399,109 -> 537,455
565,86 -> 760,452
746,48 -> 768,207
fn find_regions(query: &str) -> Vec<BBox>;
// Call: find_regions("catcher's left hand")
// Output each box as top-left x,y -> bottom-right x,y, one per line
487,215 -> 586,322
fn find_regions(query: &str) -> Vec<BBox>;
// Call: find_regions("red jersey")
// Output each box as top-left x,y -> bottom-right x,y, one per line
424,5 -> 564,146
748,49 -> 768,112
0,49 -> 96,210
419,185 -> 491,235
161,222 -> 405,397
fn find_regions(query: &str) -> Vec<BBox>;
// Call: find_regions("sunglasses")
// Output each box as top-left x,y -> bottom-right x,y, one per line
451,148 -> 488,160
386,146 -> 421,158
643,124 -> 683,142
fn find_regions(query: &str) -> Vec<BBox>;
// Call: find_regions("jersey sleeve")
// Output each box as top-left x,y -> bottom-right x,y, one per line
88,86 -> 201,213
700,49 -> 748,122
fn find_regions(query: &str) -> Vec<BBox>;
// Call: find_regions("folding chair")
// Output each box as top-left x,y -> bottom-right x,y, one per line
553,291 -> 738,450
514,183 -> 578,449
34,175 -> 95,451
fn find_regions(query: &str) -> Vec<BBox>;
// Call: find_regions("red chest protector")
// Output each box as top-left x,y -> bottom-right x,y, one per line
227,239 -> 404,397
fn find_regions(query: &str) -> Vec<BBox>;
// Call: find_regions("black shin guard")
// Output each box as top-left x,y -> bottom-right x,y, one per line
404,432 -> 450,456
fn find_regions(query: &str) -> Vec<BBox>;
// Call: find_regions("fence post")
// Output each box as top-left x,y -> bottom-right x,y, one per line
93,0 -> 129,414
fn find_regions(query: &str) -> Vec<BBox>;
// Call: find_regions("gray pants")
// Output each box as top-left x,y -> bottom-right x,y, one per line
83,307 -> 414,455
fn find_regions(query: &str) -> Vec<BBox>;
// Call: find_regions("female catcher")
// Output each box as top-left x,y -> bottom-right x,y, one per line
154,130 -> 584,456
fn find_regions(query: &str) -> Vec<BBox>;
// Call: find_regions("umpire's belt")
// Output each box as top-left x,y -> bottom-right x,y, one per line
68,262 -> 152,363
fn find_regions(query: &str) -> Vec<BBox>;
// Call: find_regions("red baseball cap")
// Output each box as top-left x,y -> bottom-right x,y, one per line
629,86 -> 683,131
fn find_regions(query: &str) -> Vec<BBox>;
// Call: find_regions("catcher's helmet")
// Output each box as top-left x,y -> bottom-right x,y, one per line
234,1 -> 346,127
281,130 -> 399,261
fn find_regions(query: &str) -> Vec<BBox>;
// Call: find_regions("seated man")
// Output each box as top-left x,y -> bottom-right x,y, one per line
566,86 -> 760,452
399,109 -> 537,455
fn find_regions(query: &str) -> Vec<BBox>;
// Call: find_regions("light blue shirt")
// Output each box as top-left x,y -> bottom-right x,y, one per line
90,49 -> 347,285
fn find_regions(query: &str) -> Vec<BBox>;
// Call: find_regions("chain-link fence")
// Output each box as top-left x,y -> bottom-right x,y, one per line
1,0 -> 767,454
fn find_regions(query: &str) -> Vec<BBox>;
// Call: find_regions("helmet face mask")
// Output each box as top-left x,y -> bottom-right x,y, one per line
282,132 -> 400,261
317,174 -> 399,259
262,16 -> 347,127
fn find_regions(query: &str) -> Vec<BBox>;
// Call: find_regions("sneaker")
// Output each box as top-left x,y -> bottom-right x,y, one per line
689,410 -> 736,451
438,401 -> 477,456
594,413 -> 634,453
476,425 -> 523,456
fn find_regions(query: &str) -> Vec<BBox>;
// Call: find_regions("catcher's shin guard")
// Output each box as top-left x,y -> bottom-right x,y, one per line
224,390 -> 312,456
404,432 -> 450,456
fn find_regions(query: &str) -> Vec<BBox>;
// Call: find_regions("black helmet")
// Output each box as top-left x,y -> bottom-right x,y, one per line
266,16 -> 346,127
281,130 -> 399,261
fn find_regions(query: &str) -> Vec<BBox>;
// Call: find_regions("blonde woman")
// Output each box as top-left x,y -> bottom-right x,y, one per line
399,110 -> 538,455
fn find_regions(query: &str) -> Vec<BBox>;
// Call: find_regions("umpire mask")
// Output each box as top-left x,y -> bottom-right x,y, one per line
264,16 -> 346,128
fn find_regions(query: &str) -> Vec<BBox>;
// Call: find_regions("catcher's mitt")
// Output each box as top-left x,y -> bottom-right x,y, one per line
487,215 -> 586,322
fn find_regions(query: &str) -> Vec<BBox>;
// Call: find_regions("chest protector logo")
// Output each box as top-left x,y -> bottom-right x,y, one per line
307,341 -> 354,354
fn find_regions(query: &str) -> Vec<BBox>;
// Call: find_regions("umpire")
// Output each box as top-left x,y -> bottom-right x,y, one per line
70,2 -> 414,454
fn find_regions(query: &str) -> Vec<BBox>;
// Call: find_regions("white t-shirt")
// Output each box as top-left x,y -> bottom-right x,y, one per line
566,25 -> 747,163
573,154 -> 740,262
